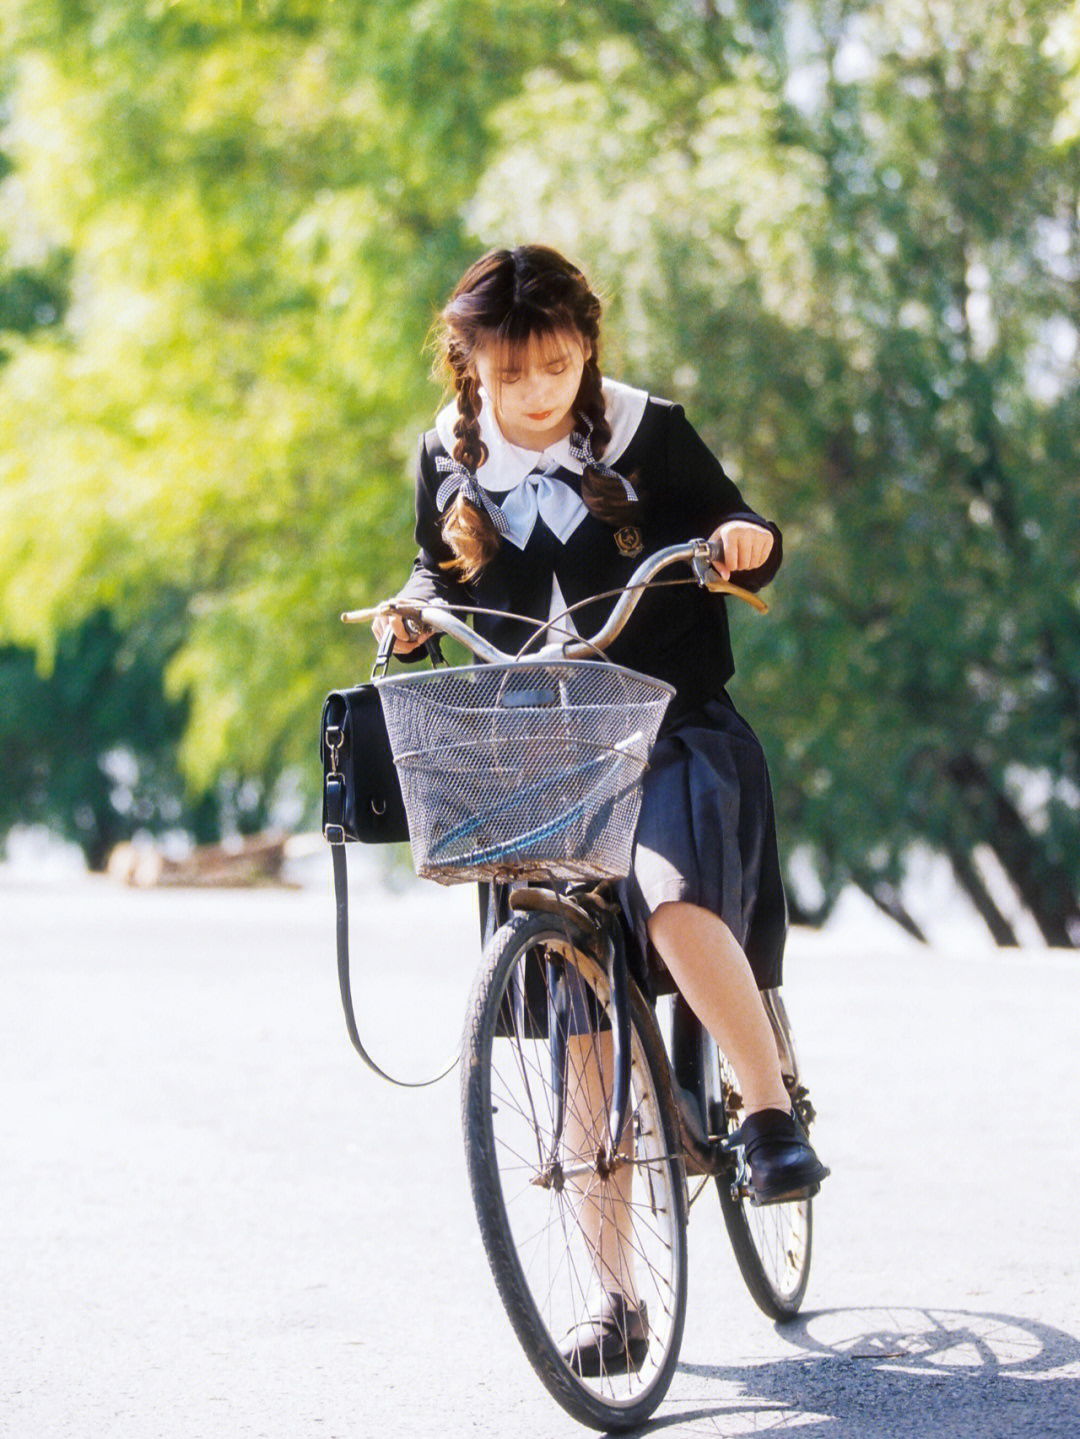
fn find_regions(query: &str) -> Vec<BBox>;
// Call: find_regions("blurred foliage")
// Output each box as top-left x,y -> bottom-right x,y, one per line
0,1 -> 1078,945
0,604 -> 218,869
471,0 -> 1080,942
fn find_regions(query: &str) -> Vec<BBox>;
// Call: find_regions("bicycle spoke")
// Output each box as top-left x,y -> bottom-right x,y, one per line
503,991 -> 552,1165
491,1132 -> 545,1175
465,916 -> 688,1425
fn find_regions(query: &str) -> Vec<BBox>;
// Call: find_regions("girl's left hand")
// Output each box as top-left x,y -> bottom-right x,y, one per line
708,521 -> 774,581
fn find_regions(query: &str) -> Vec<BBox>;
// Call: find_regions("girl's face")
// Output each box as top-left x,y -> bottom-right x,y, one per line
472,329 -> 591,450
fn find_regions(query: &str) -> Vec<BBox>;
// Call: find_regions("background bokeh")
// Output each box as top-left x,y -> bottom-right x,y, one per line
2,0 -> 1078,945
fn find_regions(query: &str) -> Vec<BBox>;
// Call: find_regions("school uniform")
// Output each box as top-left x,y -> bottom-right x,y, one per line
396,379 -> 787,990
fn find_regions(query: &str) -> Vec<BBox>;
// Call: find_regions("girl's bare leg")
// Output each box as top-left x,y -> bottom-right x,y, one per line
563,1030 -> 639,1306
648,900 -> 789,1114
560,899 -> 795,1308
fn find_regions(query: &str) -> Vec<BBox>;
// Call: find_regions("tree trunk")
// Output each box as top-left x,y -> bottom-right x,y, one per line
785,895 -> 832,928
946,845 -> 1020,948
945,755 -> 1080,948
850,868 -> 928,944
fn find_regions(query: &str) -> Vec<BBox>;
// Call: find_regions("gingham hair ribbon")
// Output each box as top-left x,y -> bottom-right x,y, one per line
435,455 -> 511,537
569,416 -> 639,502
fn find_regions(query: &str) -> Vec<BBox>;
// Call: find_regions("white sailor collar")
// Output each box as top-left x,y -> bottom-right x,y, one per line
434,376 -> 649,494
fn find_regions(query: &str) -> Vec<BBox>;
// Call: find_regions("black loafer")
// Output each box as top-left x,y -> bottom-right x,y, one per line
560,1292 -> 649,1377
738,1107 -> 830,1205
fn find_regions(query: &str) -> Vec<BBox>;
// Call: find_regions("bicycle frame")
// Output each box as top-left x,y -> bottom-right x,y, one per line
344,538 -> 771,1176
522,882 -> 809,1186
513,884 -> 719,1182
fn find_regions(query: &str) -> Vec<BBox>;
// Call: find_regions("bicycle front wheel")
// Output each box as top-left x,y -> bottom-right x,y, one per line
462,911 -> 688,1431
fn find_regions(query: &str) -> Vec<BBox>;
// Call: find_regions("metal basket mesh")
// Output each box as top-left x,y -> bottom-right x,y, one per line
375,660 -> 674,884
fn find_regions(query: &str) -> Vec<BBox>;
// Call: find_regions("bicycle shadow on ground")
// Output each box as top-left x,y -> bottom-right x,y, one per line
609,1306 -> 1080,1438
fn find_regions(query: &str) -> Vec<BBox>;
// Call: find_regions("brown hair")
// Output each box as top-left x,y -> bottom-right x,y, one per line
432,245 -> 638,581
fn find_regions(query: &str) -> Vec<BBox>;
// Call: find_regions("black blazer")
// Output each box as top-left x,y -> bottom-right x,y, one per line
396,396 -> 782,723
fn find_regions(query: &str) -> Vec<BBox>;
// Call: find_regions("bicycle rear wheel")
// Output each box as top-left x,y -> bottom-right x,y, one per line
708,1043 -> 812,1319
462,910 -> 688,1431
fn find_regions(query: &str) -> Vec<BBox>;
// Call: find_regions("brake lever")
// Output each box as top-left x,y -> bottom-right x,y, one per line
691,540 -> 722,587
690,540 -> 769,614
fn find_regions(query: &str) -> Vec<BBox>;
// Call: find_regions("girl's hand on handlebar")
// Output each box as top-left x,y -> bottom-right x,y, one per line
709,521 -> 774,582
372,606 -> 434,654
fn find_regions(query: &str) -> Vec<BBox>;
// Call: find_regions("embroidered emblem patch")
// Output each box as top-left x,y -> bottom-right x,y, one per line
614,525 -> 643,558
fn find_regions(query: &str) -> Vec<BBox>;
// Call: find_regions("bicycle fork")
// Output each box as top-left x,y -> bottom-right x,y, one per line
544,922 -> 633,1180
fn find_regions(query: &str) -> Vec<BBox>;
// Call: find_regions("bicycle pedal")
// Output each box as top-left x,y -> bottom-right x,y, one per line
745,1179 -> 821,1207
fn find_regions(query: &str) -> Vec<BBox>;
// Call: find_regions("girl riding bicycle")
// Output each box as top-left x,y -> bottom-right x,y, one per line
373,244 -> 828,1373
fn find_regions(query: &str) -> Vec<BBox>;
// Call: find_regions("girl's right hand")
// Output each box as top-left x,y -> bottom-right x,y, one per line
372,606 -> 434,654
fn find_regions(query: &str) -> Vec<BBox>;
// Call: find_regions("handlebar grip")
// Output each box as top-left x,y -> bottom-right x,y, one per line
340,600 -> 426,625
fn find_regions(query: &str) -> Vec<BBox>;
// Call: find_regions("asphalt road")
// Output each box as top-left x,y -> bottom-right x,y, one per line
3,861 -> 1079,1439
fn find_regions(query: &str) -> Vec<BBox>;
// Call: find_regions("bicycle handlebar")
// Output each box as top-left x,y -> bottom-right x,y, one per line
341,539 -> 768,664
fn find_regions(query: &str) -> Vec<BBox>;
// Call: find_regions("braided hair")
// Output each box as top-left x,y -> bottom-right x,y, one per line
433,246 -> 639,581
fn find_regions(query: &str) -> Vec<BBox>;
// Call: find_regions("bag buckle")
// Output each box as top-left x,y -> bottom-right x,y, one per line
324,824 -> 347,846
325,723 -> 344,774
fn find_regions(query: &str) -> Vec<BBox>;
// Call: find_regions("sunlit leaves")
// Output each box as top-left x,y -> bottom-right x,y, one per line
0,1 -> 1077,928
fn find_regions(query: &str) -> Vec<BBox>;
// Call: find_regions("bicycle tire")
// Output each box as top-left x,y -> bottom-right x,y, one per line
462,910 -> 689,1431
710,1046 -> 812,1320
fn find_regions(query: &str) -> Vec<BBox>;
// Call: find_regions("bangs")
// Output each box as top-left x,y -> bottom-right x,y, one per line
481,321 -> 581,375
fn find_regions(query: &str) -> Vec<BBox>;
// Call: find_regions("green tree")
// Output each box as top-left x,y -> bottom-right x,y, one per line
465,0 -> 1080,944
1,1 -> 1077,942
0,0 -> 674,803
0,605 -> 218,869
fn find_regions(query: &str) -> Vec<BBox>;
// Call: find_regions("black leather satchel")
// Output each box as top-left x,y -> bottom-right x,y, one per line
320,629 -> 444,845
322,629 -> 457,1087
321,683 -> 409,844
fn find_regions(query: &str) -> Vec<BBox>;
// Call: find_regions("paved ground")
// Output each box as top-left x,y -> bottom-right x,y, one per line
3,861 -> 1079,1438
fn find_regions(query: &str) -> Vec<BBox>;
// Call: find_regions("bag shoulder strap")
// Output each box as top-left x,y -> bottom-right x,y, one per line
371,628 -> 446,681
332,845 -> 460,1088
330,620 -> 455,1087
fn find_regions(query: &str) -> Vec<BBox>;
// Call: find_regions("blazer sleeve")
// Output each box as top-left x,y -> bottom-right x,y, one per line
663,403 -> 783,592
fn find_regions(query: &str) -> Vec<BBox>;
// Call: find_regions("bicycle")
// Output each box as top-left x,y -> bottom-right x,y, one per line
343,540 -> 823,1431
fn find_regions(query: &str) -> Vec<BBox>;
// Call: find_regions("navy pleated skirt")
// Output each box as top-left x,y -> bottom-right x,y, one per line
617,692 -> 787,993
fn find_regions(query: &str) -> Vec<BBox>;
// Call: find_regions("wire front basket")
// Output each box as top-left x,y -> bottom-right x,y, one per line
375,660 -> 674,884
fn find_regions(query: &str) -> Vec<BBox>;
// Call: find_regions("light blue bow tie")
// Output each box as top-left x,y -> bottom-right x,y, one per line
435,453 -> 589,550
500,459 -> 589,549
